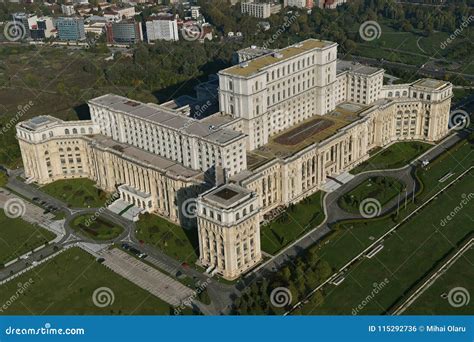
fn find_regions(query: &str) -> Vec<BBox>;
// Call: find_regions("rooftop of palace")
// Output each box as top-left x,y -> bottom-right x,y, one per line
220,39 -> 336,78
89,134 -> 204,181
88,94 -> 245,146
411,78 -> 451,91
245,102 -> 372,171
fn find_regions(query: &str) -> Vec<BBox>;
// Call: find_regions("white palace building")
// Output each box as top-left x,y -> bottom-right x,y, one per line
17,39 -> 453,280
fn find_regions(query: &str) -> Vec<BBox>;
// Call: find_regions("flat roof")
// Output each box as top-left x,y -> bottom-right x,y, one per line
89,94 -> 244,146
91,134 -> 202,180
202,183 -> 252,209
21,116 -> 59,130
246,102 -> 368,170
336,60 -> 382,76
222,39 -> 335,77
412,78 -> 449,90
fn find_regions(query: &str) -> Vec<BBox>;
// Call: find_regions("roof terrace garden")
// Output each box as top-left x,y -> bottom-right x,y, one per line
247,102 -> 369,170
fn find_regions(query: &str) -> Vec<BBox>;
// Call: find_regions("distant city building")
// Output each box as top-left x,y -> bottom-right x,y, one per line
103,6 -> 136,22
61,4 -> 76,16
146,17 -> 179,42
319,0 -> 346,8
190,6 -> 201,19
241,0 -> 282,18
11,12 -> 38,38
30,17 -> 56,40
105,20 -> 143,44
73,0 -> 89,4
287,0 -> 313,8
56,17 -> 85,41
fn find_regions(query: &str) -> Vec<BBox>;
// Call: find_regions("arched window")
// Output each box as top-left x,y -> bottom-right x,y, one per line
59,148 -> 64,153
49,131 -> 53,137
88,127 -> 93,134
388,92 -> 393,97
67,147 -> 72,152
72,128 -> 78,134
44,151 -> 49,155
395,91 -> 400,97
42,134 -> 46,140
74,147 -> 80,151
80,128 -> 85,134
402,91 -> 408,96
65,129 -> 70,135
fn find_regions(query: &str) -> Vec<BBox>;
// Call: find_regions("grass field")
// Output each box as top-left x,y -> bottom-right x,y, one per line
260,191 -> 325,255
298,171 -> 473,315
71,215 -> 123,241
351,141 -> 432,174
0,247 -> 175,315
0,212 -> 55,265
41,179 -> 109,208
404,245 -> 474,315
135,214 -> 199,263
287,138 -> 473,314
338,176 -> 404,213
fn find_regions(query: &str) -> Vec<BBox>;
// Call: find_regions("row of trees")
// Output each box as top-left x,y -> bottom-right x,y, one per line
232,246 -> 332,315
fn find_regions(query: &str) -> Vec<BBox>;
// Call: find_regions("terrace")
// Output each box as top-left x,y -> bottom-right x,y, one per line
246,102 -> 369,170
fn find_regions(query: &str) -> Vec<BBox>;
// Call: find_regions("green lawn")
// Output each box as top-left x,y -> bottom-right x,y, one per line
404,245 -> 474,315
71,215 -> 123,241
260,191 -> 325,255
0,212 -> 55,266
40,179 -> 109,208
284,138 -> 473,314
135,214 -> 199,263
299,171 -> 473,315
351,141 -> 432,174
0,247 -> 176,315
338,176 -> 404,213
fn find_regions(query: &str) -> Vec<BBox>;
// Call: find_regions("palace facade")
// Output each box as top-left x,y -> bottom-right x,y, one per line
17,39 -> 452,280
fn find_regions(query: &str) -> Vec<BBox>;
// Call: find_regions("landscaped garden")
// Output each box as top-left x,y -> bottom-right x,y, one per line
70,215 -> 123,241
0,247 -> 176,315
135,213 -> 199,263
260,191 -> 325,255
338,176 -> 405,214
0,212 -> 55,266
351,141 -> 432,174
298,171 -> 473,315
41,179 -> 110,208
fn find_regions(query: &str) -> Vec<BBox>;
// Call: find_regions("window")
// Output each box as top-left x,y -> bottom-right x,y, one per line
65,129 -> 70,135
